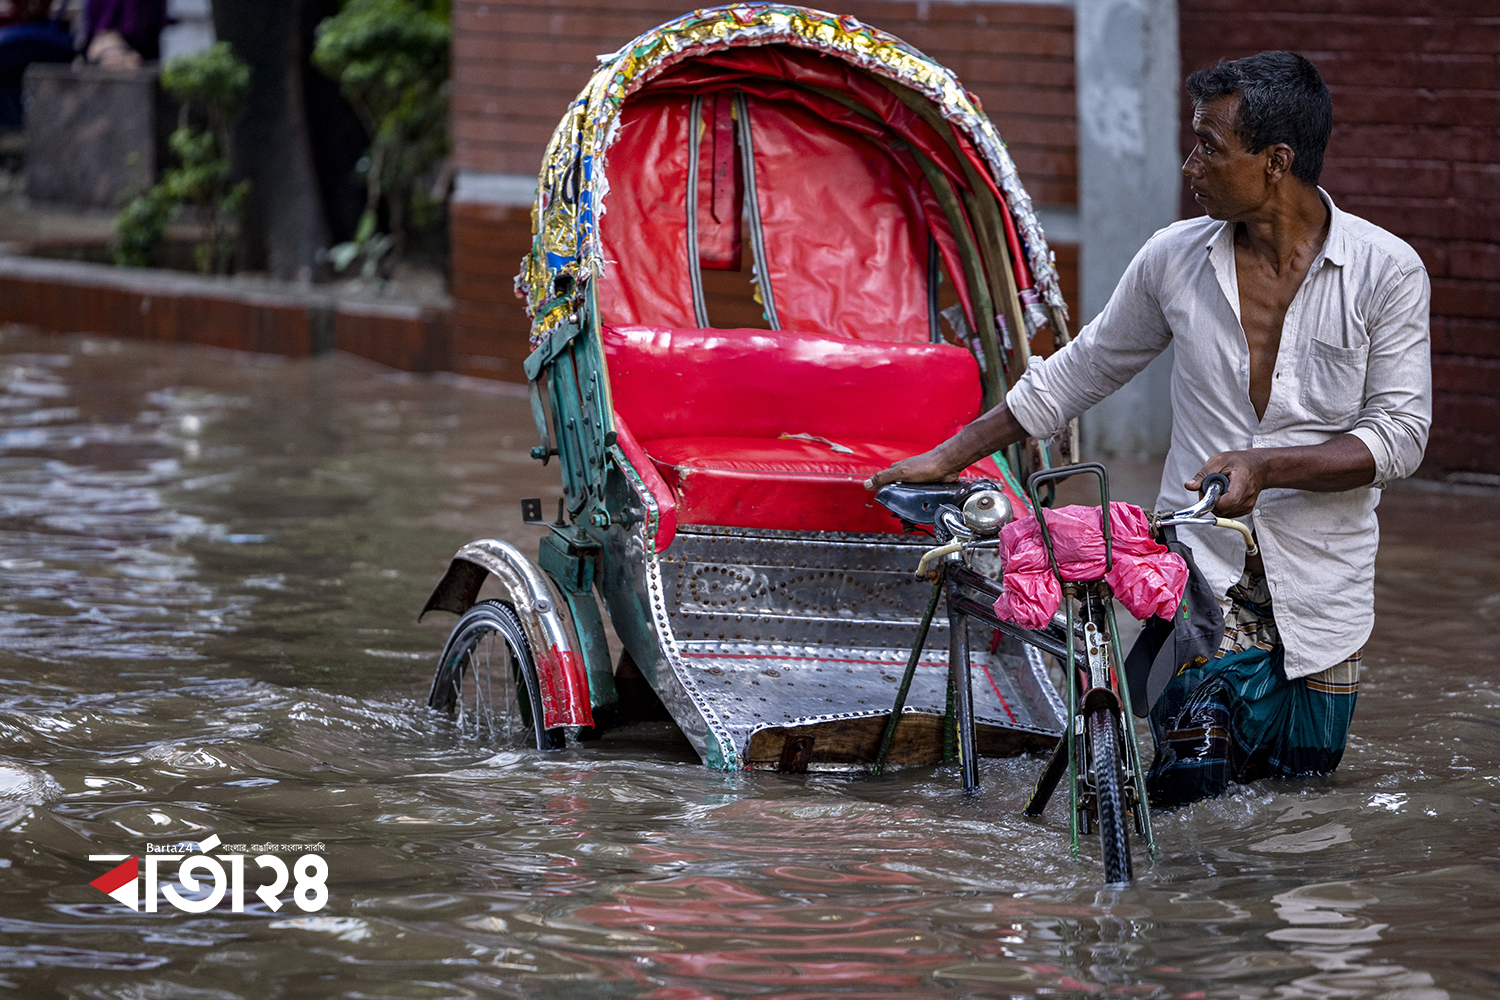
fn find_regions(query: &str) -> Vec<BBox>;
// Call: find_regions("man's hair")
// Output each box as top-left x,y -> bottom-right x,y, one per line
1185,51 -> 1332,186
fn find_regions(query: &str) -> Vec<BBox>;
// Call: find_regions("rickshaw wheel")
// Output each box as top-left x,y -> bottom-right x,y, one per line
428,600 -> 564,751
1088,708 -> 1133,883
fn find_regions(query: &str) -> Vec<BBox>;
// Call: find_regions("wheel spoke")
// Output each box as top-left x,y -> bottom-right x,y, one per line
502,640 -> 515,743
431,601 -> 550,753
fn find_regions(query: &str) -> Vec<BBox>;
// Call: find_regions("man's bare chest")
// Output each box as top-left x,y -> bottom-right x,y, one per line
1234,249 -> 1311,419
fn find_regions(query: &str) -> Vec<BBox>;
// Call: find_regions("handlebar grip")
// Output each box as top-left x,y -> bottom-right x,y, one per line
1199,472 -> 1230,499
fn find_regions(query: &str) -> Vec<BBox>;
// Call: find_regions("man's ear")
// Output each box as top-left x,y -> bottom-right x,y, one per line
1265,143 -> 1295,185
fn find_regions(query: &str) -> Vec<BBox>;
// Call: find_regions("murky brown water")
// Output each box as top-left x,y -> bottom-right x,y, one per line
0,327 -> 1497,999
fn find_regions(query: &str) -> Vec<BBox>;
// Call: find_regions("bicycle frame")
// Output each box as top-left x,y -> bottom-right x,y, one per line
1023,463 -> 1156,861
893,462 -> 1159,870
878,461 -> 1259,879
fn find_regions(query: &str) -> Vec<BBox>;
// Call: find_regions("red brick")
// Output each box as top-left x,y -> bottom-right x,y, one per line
1335,197 -> 1500,244
1446,242 -> 1500,282
456,117 -> 560,146
1433,392 -> 1500,433
457,8 -> 672,40
452,300 -> 529,337
472,1 -> 1076,32
335,304 -> 453,373
1005,147 -> 1078,181
1331,89 -> 1500,128
451,1 -> 1077,196
919,56 -> 1074,90
453,321 -> 529,358
456,59 -> 593,90
978,115 -> 1077,149
934,85 -> 1074,119
1433,356 -> 1500,395
1181,13 -> 1500,56
451,274 -> 520,305
451,201 -> 527,224
1420,431 -> 1500,477
880,24 -> 1075,59
1323,158 -> 1451,199
880,2 -> 1075,28
451,251 -> 524,281
1431,279 -> 1500,320
1432,317 -> 1500,360
1310,52 -> 1500,91
1186,0 -> 1490,15
0,269 -> 328,357
1331,124 -> 1500,165
1018,180 -> 1077,207
1405,238 -> 1448,278
1453,163 -> 1500,203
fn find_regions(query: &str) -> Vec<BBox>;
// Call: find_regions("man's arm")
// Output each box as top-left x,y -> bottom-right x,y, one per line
865,231 -> 1174,491
1186,436 -> 1376,518
865,402 -> 1028,490
1345,263 -> 1432,486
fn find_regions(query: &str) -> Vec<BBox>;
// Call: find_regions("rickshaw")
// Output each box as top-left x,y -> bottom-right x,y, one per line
420,5 -> 1175,879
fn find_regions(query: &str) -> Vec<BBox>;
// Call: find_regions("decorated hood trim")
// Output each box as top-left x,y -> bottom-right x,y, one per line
517,3 -> 1067,343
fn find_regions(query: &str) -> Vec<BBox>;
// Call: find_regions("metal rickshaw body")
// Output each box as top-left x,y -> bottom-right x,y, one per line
425,5 -> 1079,771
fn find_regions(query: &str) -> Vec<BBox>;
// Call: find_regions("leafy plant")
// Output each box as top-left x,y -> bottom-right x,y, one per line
327,209 -> 394,280
114,42 -> 250,273
113,186 -> 173,268
313,0 -> 450,275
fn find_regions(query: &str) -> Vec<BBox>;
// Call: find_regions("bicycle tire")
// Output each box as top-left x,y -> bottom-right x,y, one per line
428,600 -> 563,751
1088,708 -> 1133,883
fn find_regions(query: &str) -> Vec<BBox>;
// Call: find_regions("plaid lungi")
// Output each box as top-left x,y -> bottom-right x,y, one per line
1145,571 -> 1361,809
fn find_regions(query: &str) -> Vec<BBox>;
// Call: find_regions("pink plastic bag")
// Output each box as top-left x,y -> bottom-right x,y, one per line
993,503 -> 1188,629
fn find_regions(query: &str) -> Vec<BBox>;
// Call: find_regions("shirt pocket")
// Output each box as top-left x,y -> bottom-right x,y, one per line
1299,337 -> 1367,426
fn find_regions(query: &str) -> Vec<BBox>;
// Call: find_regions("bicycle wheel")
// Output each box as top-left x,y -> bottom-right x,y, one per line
428,600 -> 563,750
1088,707 -> 1133,883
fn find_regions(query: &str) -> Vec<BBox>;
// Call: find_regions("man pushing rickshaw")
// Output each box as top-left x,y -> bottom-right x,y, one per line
870,51 -> 1432,809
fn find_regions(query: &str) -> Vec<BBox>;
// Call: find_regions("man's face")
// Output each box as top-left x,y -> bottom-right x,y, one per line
1182,95 -> 1270,221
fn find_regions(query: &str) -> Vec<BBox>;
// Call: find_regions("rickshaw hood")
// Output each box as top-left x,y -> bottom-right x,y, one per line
516,3 -> 1066,346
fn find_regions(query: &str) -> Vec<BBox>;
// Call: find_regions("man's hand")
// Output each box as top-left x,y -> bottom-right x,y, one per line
864,447 -> 966,491
1186,435 -> 1378,517
1186,451 -> 1267,517
863,402 -> 1030,491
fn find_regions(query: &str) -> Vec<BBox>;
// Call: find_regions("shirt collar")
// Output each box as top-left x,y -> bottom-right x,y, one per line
1206,217 -> 1239,320
1316,186 -> 1348,268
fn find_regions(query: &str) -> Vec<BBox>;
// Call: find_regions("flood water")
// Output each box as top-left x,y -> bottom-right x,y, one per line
0,327 -> 1497,999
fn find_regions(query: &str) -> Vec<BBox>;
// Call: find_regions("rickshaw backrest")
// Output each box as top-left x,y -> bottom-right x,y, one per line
602,325 -> 979,446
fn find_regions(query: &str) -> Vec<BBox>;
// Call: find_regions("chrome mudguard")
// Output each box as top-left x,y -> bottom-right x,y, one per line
421,538 -> 594,729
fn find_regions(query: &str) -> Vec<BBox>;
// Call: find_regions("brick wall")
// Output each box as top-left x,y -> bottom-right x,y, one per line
449,200 -> 531,380
449,1 -> 1079,376
1179,1 -> 1500,478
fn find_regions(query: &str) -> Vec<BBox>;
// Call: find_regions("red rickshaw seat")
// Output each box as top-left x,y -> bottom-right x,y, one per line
603,325 -> 1000,535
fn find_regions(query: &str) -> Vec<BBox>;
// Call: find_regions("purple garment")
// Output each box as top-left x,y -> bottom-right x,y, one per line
86,0 -> 165,61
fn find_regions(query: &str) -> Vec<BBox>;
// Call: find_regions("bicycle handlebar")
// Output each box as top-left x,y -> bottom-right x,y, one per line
1200,472 -> 1230,502
1155,471 -> 1258,555
907,466 -> 1258,582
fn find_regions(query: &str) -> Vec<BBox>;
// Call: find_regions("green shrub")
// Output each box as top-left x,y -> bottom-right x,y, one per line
115,42 -> 250,273
313,0 -> 450,276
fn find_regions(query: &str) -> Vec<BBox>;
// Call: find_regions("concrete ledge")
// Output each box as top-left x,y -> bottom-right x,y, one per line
0,253 -> 459,374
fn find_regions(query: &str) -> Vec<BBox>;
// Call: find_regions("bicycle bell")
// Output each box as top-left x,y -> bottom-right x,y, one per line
961,489 -> 1012,537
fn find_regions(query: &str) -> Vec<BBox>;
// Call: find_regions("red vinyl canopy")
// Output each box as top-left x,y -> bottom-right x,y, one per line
595,45 -> 1020,342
